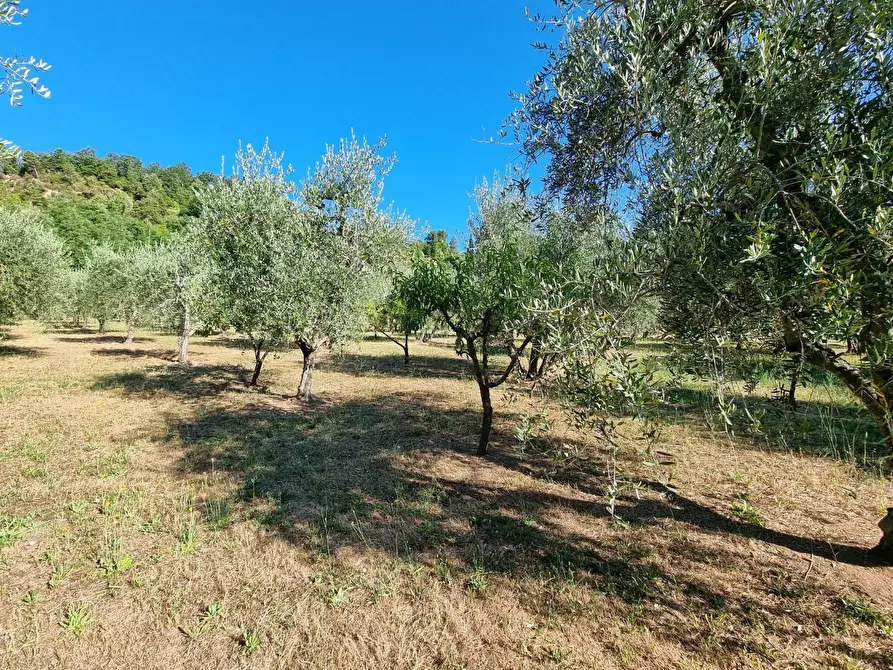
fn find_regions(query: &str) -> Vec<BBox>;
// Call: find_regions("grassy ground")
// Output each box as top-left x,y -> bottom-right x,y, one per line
1,322 -> 892,669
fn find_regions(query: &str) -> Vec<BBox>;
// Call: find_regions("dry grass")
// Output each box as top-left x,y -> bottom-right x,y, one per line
0,321 -> 892,669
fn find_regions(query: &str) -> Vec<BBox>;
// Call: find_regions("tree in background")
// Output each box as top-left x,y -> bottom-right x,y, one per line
291,134 -> 408,399
199,141 -> 302,386
0,1 -> 51,157
81,245 -> 128,333
0,207 -> 68,323
156,227 -> 213,364
118,245 -> 166,344
370,281 -> 428,364
43,199 -> 154,266
0,148 -> 212,261
402,179 -> 545,455
65,267 -> 89,328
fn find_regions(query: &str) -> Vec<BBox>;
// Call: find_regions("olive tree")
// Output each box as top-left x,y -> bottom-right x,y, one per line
291,134 -> 408,399
201,136 -> 407,395
65,267 -> 89,327
157,228 -> 213,365
0,206 -> 68,323
82,246 -> 122,333
119,245 -> 164,344
199,141 -> 303,386
0,1 -> 52,157
80,244 -> 158,341
401,179 -> 545,455
513,0 -> 893,549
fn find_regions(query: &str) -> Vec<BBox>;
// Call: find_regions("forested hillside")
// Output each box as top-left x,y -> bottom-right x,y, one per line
0,148 -> 211,264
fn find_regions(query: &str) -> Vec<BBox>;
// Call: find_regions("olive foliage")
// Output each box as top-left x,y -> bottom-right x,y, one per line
513,0 -> 893,462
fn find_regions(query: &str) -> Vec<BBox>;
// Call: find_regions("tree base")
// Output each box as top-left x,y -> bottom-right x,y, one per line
872,508 -> 893,562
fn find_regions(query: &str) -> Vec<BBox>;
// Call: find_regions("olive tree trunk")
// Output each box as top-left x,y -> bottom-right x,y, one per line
526,342 -> 541,381
477,381 -> 493,456
297,340 -> 318,401
248,338 -> 267,387
876,508 -> 893,559
123,321 -> 136,345
784,328 -> 893,469
177,306 -> 191,365
462,331 -> 533,456
379,329 -> 410,363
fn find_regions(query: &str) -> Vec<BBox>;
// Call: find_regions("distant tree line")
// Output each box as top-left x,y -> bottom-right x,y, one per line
0,147 -> 213,264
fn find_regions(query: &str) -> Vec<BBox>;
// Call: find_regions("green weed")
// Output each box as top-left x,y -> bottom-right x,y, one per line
731,498 -> 765,526
0,512 -> 36,547
177,526 -> 198,554
60,604 -> 91,636
204,497 -> 232,530
841,597 -> 893,633
241,629 -> 262,654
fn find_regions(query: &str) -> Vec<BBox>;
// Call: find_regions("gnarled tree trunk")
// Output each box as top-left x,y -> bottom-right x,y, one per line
98,318 -> 106,334
248,338 -> 267,387
526,342 -> 541,381
477,381 -> 493,456
783,327 -> 893,467
297,340 -> 318,401
123,320 -> 136,345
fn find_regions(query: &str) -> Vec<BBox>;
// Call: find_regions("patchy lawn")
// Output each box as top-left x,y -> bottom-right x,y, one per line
0,322 -> 891,669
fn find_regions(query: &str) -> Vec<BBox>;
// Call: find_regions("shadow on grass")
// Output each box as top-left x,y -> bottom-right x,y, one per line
92,362 -> 247,399
328,351 -> 472,379
161,392 -> 887,579
195,336 -> 256,351
56,334 -> 156,345
656,385 -> 886,471
90,347 -> 176,361
0,344 -> 47,357
167,397 -> 711,601
149,389 -> 889,664
67,353 -> 878,667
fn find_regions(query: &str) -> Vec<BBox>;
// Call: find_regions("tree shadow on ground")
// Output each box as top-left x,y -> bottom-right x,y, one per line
173,392 -> 887,559
56,334 -> 156,345
43,325 -> 93,335
327,351 -> 473,380
167,397 -> 704,593
655,385 -> 886,471
90,347 -> 176,361
193,336 -> 295,356
163,391 -> 887,565
0,344 -> 47,357
92,362 -> 248,399
194,337 -> 256,351
153,391 -> 888,662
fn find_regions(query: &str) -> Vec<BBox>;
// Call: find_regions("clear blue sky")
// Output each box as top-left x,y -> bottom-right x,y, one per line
0,1 -> 553,238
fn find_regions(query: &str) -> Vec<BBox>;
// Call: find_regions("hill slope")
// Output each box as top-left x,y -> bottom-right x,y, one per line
0,148 -> 212,264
